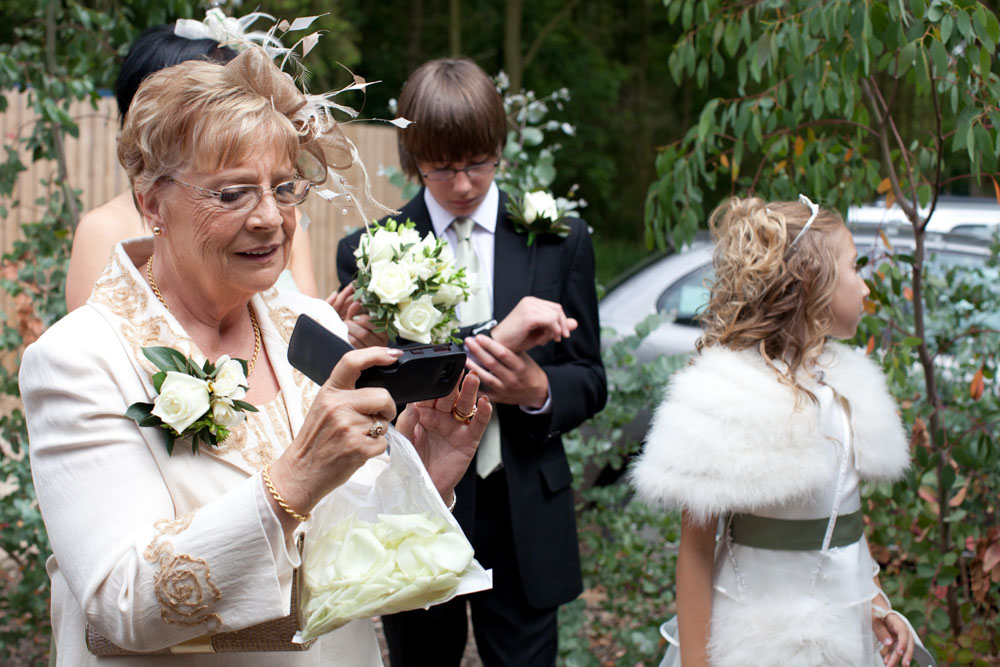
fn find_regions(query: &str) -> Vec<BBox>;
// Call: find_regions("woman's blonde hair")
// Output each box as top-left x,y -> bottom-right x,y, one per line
117,46 -> 383,216
697,196 -> 846,394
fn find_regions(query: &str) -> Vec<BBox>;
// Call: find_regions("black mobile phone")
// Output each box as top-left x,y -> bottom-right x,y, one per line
287,314 -> 466,404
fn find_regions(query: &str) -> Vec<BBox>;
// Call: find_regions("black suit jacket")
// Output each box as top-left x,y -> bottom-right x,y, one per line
336,189 -> 606,608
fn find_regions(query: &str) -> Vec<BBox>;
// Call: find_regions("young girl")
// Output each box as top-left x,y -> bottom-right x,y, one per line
632,196 -> 921,666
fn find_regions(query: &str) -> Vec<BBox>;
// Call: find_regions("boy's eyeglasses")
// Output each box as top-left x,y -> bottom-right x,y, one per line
419,159 -> 500,182
167,177 -> 312,210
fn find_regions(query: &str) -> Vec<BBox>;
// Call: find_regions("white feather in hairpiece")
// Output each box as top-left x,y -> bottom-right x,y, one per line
174,9 -> 282,51
178,8 -> 400,222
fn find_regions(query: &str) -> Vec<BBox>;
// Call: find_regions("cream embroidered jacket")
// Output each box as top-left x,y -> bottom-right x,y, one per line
631,342 -> 911,524
20,239 -> 384,666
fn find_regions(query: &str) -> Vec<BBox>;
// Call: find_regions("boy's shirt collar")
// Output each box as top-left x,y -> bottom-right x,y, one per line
426,181 -> 499,237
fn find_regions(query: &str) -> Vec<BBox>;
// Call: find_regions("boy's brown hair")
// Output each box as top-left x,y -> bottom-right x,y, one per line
397,58 -> 507,180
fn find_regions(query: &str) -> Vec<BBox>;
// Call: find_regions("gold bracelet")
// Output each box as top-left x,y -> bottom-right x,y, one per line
262,467 -> 310,523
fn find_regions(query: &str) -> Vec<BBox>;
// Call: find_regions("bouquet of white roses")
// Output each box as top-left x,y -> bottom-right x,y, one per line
296,429 -> 491,642
126,347 -> 258,455
352,218 -> 470,344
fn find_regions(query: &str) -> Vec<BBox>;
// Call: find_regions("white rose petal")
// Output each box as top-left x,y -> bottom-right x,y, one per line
369,260 -> 417,304
394,296 -> 444,344
151,372 -> 211,434
427,532 -> 474,573
395,536 -> 436,578
336,526 -> 388,579
378,513 -> 444,537
210,356 -> 248,398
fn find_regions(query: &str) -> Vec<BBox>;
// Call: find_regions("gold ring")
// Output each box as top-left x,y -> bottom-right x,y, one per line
368,420 -> 385,438
451,404 -> 477,424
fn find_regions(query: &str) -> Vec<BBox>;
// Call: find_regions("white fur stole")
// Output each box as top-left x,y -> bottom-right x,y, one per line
630,342 -> 909,523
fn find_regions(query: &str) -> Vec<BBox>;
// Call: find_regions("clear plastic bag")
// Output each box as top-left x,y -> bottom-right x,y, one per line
295,428 -> 492,642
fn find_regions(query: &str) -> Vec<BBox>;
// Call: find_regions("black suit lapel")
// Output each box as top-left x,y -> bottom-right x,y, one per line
492,191 -> 534,321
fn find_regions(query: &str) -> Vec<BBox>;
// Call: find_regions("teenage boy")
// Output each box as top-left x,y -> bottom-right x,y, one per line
336,58 -> 606,667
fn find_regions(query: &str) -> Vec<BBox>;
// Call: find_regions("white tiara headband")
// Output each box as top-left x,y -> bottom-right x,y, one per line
788,193 -> 819,249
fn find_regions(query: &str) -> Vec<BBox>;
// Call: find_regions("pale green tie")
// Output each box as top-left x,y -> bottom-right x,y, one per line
451,217 -> 502,477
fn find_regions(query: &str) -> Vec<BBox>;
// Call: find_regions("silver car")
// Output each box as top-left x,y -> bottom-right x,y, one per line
600,204 -> 999,361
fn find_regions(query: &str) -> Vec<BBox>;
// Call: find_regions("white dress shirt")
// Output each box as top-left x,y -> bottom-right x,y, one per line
424,182 -> 551,414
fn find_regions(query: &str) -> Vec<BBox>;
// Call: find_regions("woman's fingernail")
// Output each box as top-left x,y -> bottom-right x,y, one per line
883,638 -> 893,646
352,315 -> 361,321
387,349 -> 403,357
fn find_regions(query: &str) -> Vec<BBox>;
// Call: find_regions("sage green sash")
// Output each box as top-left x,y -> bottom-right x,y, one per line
729,510 -> 863,551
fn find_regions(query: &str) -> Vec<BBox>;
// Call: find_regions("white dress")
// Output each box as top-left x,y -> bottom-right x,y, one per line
659,382 -> 881,667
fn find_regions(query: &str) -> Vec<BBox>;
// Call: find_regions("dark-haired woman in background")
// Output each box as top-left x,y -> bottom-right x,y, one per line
65,20 -> 319,311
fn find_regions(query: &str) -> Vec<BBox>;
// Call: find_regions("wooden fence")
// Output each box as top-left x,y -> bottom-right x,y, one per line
0,91 -> 407,302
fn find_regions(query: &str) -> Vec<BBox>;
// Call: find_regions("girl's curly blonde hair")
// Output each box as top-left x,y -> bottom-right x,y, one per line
697,196 -> 846,397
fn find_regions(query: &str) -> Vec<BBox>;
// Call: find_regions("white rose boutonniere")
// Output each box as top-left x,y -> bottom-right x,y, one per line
126,347 -> 259,455
150,372 -> 211,434
351,218 -> 471,344
507,189 -> 572,246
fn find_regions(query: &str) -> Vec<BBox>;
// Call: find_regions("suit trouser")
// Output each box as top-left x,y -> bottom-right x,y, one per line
382,470 -> 559,667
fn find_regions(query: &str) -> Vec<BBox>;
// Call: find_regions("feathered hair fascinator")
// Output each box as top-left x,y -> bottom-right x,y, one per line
174,9 -> 284,52
177,9 -> 399,222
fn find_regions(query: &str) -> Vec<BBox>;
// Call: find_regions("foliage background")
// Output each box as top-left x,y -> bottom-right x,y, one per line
1,0 -> 999,665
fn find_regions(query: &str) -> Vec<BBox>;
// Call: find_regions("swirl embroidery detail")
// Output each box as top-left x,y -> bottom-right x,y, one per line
143,515 -> 222,630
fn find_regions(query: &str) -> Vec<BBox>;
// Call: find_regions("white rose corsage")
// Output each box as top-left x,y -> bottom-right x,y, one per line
126,347 -> 259,455
506,189 -> 571,246
352,218 -> 471,344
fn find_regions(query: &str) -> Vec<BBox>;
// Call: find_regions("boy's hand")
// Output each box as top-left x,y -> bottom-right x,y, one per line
463,334 -> 549,408
490,297 -> 577,352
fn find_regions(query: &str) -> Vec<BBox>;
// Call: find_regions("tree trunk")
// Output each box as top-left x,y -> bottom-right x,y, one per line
406,0 -> 425,76
44,0 -> 80,232
911,228 -> 963,635
449,0 -> 461,56
504,0 -> 523,92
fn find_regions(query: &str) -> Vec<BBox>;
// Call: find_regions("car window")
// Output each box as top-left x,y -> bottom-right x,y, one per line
948,225 -> 996,241
655,263 -> 713,326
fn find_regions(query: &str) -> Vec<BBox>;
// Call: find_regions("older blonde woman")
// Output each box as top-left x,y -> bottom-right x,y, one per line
65,21 -> 319,311
19,47 -> 490,666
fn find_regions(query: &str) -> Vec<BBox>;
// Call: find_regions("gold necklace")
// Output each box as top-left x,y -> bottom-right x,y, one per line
146,255 -> 261,377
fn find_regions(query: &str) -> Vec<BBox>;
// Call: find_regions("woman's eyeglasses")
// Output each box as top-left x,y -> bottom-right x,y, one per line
167,177 -> 312,210
419,159 -> 500,183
